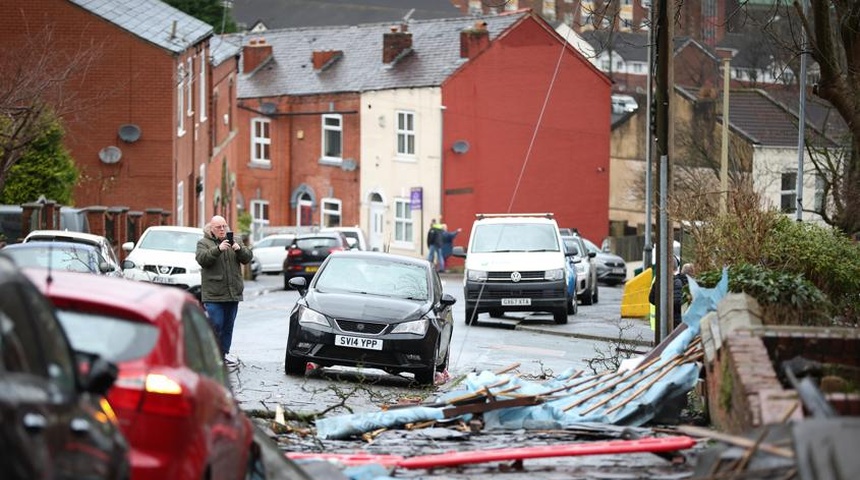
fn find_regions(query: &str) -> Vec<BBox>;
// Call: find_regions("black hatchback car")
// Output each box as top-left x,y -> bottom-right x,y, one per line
285,251 -> 456,385
282,231 -> 351,289
0,254 -> 130,479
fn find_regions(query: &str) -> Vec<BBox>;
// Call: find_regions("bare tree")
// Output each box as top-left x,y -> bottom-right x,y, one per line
0,26 -> 103,195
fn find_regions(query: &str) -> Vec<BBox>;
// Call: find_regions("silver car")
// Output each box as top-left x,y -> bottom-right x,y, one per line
562,235 -> 598,305
583,238 -> 628,286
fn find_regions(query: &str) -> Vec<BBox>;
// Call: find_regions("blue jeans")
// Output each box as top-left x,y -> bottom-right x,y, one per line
427,245 -> 445,272
204,301 -> 239,356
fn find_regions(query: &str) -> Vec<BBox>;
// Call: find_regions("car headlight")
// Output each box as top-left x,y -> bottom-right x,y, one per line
297,306 -> 330,328
544,268 -> 564,281
391,318 -> 428,335
467,269 -> 488,282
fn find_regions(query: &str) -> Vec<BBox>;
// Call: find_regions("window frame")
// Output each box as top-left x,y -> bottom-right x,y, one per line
320,197 -> 342,228
780,171 -> 797,213
186,58 -> 194,117
199,55 -> 207,122
177,64 -> 186,136
251,117 -> 271,165
396,111 -> 416,157
393,198 -> 413,246
321,113 -> 343,163
250,199 -> 270,242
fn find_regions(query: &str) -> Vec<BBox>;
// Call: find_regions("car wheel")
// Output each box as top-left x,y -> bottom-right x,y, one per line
284,349 -> 304,375
465,307 -> 477,325
581,286 -> 594,305
414,347 -> 438,386
488,309 -> 504,318
553,306 -> 568,324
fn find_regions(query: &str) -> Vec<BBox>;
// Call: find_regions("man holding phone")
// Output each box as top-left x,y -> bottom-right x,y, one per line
195,215 -> 253,365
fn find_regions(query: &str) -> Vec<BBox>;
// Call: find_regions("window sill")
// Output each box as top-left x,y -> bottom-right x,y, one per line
319,157 -> 343,167
394,155 -> 417,163
249,160 -> 272,169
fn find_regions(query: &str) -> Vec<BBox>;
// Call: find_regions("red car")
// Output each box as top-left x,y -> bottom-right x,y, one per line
25,269 -> 254,480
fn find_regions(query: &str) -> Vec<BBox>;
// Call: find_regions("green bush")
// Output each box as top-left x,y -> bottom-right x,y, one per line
697,263 -> 831,325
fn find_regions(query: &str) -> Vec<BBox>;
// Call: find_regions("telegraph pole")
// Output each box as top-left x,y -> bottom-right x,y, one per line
653,0 -> 674,345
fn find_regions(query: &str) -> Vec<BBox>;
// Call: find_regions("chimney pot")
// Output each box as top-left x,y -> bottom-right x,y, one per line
382,28 -> 412,64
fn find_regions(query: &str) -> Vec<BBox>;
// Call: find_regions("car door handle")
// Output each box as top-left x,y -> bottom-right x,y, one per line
70,417 -> 91,434
23,412 -> 47,432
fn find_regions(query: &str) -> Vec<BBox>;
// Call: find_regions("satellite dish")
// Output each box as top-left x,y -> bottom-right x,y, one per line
98,146 -> 122,164
452,140 -> 470,154
260,102 -> 277,115
341,159 -> 357,171
118,124 -> 141,143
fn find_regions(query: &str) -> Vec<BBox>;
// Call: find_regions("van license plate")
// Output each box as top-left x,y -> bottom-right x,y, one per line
501,298 -> 531,306
335,335 -> 383,351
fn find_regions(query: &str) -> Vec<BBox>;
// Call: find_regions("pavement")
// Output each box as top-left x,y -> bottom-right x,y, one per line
242,265 -> 655,349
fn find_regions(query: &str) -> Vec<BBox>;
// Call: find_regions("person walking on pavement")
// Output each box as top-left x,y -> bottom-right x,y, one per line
441,226 -> 462,266
196,215 -> 253,364
648,255 -> 684,330
426,218 -> 445,272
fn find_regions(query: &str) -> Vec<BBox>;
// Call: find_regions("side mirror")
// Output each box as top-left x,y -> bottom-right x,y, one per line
121,259 -> 135,270
440,293 -> 457,308
76,352 -> 118,396
121,241 -> 134,252
588,251 -> 597,258
289,277 -> 308,295
98,262 -> 112,273
452,246 -> 467,258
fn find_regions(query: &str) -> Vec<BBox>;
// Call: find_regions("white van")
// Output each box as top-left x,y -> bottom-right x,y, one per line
452,213 -> 572,325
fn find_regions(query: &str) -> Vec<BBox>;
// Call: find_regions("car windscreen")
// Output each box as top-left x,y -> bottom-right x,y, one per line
315,256 -> 429,300
5,245 -> 99,273
295,237 -> 339,250
470,224 -> 560,253
139,230 -> 201,253
55,309 -> 159,363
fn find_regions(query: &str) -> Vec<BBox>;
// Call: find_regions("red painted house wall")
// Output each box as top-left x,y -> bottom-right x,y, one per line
442,14 -> 611,250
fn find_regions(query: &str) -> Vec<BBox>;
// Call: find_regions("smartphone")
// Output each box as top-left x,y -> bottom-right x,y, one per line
226,231 -> 234,245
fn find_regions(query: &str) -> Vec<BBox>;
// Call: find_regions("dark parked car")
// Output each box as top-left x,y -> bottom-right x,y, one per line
3,240 -> 123,277
562,234 -> 598,305
25,267 -> 254,480
0,254 -> 130,479
583,238 -> 628,286
282,231 -> 351,289
285,251 -> 456,385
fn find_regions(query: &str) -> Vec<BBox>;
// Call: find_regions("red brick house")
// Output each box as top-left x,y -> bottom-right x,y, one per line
1,0 -> 238,230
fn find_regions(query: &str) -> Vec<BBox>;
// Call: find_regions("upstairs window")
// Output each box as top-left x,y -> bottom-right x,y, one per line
396,111 -> 415,156
322,114 -> 342,161
177,65 -> 186,136
186,58 -> 194,116
251,118 -> 271,165
199,55 -> 207,122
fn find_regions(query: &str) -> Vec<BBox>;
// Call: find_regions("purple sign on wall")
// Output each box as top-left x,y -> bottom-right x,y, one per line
410,187 -> 423,210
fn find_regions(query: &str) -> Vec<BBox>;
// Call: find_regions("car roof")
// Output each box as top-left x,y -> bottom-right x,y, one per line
296,231 -> 344,239
327,250 -> 429,267
473,215 -> 558,225
4,240 -> 99,251
25,229 -> 108,244
23,267 -> 190,325
142,225 -> 203,234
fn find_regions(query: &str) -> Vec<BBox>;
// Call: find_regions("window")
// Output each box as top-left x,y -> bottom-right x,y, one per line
322,114 -> 342,160
251,118 -> 271,164
250,199 -> 269,241
394,198 -> 413,243
320,198 -> 342,228
396,111 -> 415,156
198,163 -> 206,228
814,173 -> 825,212
177,180 -> 185,226
780,171 -> 797,213
177,65 -> 186,136
186,58 -> 194,116
199,55 -> 207,122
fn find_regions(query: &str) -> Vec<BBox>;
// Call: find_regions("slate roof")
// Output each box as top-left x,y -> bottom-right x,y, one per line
231,0 -> 464,30
581,30 -> 649,62
210,34 -> 242,66
725,89 -> 835,148
238,11 -> 529,98
69,0 -> 213,53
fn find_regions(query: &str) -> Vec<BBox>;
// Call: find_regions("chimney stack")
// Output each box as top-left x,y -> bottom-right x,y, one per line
243,37 -> 273,74
460,21 -> 489,59
312,50 -> 343,70
382,24 -> 412,64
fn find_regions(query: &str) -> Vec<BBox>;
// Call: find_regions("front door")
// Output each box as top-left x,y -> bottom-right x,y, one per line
369,196 -> 384,252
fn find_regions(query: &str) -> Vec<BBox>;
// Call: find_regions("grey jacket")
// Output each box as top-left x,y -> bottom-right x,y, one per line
195,234 -> 253,302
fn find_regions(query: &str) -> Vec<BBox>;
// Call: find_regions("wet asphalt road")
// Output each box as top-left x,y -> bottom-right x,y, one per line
230,274 -> 704,479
